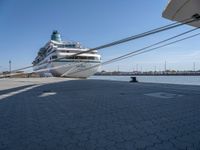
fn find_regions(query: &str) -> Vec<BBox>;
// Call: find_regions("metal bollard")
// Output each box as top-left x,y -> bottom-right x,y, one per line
130,77 -> 138,83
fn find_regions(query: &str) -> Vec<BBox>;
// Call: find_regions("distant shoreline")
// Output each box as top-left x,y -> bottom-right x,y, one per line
94,73 -> 200,76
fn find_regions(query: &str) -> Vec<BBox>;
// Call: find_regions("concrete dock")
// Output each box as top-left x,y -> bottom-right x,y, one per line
0,78 -> 200,150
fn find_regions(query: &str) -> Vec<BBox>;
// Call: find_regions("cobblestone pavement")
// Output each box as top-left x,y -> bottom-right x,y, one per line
0,79 -> 200,150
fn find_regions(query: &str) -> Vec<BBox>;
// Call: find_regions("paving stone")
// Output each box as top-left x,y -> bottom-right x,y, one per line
147,142 -> 176,150
0,79 -> 200,150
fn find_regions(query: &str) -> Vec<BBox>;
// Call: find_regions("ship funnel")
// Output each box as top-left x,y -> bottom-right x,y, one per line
51,30 -> 62,42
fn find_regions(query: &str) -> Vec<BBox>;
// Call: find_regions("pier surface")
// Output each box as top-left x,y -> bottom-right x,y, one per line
0,78 -> 200,150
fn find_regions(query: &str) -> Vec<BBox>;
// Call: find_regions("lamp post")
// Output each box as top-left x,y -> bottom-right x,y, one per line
9,60 -> 11,74
164,61 -> 167,72
193,62 -> 196,72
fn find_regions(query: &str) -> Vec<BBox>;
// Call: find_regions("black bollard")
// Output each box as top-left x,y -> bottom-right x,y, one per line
130,77 -> 138,83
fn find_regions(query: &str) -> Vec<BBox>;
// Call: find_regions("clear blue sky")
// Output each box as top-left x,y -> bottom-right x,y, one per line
0,0 -> 200,72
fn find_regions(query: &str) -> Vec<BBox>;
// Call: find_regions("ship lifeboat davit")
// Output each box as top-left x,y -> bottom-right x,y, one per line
162,0 -> 200,27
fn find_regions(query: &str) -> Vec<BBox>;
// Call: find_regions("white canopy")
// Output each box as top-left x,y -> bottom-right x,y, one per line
162,0 -> 200,27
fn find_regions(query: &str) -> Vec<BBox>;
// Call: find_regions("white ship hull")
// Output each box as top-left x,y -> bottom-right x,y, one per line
33,60 -> 100,78
32,31 -> 101,78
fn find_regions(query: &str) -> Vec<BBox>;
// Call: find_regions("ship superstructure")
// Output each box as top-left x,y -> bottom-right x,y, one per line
33,31 -> 101,78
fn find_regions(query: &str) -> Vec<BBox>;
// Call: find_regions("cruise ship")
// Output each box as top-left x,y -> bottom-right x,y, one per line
32,31 -> 101,78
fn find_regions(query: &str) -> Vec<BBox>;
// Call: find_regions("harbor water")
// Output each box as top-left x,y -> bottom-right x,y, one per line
90,75 -> 200,86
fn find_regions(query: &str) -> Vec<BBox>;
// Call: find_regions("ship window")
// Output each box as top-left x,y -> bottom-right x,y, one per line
88,57 -> 97,60
90,52 -> 97,54
58,45 -> 65,48
59,50 -> 70,53
51,56 -> 57,59
87,57 -> 93,60
66,56 -> 99,60
57,44 -> 76,48
65,44 -> 76,48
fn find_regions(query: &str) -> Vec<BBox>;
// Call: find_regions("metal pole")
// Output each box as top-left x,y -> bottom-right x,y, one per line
193,62 -> 196,72
9,60 -> 11,74
136,64 -> 138,72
